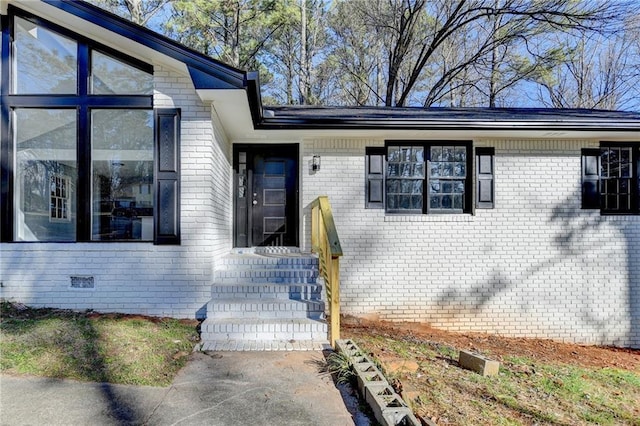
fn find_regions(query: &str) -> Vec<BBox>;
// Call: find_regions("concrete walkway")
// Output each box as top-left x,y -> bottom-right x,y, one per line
0,351 -> 368,426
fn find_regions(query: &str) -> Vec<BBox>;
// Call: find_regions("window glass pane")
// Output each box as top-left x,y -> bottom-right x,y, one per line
91,50 -> 153,95
411,195 -> 422,210
387,195 -> 398,210
430,163 -> 441,177
14,109 -> 77,241
428,144 -> 467,212
431,146 -> 442,161
600,149 -> 609,177
386,145 -> 426,212
91,110 -> 154,241
453,195 -> 463,209
388,146 -> 399,162
387,179 -> 400,193
600,146 -> 635,212
14,17 -> 77,94
430,195 -> 441,209
398,195 -> 410,209
442,147 -> 454,161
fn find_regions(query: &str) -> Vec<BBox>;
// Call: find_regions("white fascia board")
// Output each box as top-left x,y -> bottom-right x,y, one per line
207,122 -> 640,143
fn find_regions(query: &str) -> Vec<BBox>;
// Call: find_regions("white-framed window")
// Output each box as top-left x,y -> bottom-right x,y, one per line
50,174 -> 71,222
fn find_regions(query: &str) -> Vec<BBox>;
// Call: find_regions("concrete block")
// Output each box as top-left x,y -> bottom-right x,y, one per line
335,339 -> 365,359
381,408 -> 421,426
362,382 -> 420,425
458,350 -> 500,376
364,383 -> 406,415
355,369 -> 388,397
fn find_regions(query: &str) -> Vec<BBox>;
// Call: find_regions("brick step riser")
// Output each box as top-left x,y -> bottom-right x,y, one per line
207,302 -> 324,320
206,311 -> 324,320
215,279 -> 318,287
217,262 -> 318,269
201,320 -> 327,333
215,271 -> 318,280
202,331 -> 326,341
219,259 -> 318,267
211,286 -> 322,300
201,321 -> 328,340
199,341 -> 328,351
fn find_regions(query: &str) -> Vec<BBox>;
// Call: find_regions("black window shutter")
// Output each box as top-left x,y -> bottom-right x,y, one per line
155,108 -> 181,244
581,148 -> 601,209
476,147 -> 495,209
365,147 -> 385,209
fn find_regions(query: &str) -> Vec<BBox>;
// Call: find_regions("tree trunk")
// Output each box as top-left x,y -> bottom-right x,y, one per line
299,0 -> 309,104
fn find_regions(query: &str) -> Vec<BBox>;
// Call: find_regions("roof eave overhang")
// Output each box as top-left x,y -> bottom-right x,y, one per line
254,119 -> 640,133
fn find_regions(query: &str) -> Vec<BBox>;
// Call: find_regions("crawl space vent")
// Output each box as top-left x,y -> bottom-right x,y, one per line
70,276 -> 95,289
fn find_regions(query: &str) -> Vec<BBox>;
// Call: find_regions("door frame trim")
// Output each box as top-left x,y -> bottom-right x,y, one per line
233,143 -> 299,248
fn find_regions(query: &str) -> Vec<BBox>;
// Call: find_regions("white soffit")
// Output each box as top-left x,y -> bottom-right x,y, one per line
212,117 -> 640,143
197,89 -> 269,142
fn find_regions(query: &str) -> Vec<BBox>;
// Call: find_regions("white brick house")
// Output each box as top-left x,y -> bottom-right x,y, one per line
1,0 -> 638,348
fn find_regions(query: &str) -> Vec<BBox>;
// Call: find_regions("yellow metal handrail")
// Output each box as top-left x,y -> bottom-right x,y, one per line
311,196 -> 343,347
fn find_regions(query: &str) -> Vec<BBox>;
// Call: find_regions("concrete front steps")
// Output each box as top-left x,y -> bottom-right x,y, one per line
200,248 -> 330,351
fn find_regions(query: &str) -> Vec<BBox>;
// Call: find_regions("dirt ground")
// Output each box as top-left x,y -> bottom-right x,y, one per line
342,315 -> 640,372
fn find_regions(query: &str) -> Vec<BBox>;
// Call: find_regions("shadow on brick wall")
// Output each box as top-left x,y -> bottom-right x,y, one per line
434,194 -> 639,347
548,202 -> 638,346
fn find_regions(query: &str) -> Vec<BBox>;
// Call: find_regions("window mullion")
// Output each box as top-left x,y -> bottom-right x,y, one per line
78,42 -> 89,97
424,144 -> 430,215
1,15 -> 12,241
635,147 -> 639,213
76,43 -> 90,241
76,105 -> 90,241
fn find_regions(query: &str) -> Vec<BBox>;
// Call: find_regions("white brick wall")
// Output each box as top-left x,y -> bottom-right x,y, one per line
302,138 -> 640,347
1,72 -> 637,347
0,66 -> 233,319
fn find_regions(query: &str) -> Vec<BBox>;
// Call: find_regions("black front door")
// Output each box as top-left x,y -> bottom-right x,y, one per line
234,144 -> 298,247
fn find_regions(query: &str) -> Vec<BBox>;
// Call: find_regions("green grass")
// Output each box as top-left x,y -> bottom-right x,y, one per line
0,300 -> 199,386
351,333 -> 640,426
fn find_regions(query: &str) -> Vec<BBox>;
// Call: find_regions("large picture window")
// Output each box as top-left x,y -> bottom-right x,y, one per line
14,109 -> 77,241
91,110 -> 154,241
13,16 -> 77,94
386,142 -> 472,214
1,11 -> 180,244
